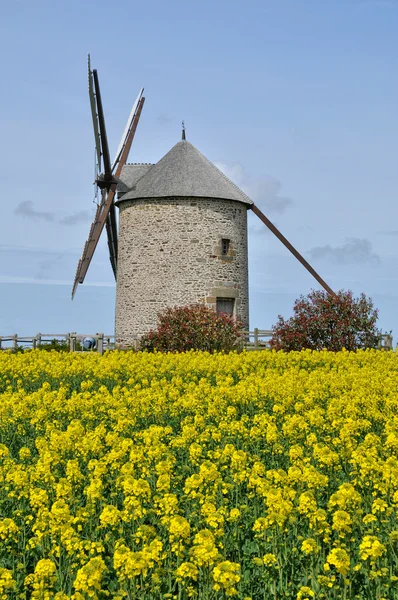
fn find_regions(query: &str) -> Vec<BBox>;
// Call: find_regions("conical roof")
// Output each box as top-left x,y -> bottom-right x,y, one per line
117,140 -> 252,205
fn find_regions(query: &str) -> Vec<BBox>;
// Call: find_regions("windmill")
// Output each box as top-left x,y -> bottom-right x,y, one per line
72,59 -> 335,347
71,56 -> 145,298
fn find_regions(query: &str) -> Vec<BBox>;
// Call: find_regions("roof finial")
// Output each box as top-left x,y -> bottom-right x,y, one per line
182,120 -> 186,140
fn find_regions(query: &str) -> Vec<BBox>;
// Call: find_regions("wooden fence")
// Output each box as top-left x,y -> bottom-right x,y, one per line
0,333 -> 115,354
0,331 -> 272,354
0,329 -> 393,354
242,328 -> 273,350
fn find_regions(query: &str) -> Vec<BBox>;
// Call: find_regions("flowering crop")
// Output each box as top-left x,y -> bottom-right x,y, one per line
0,348 -> 397,599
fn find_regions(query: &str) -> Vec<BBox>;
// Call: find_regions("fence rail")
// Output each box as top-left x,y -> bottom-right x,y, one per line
0,333 -> 115,354
0,329 -> 393,354
242,328 -> 273,350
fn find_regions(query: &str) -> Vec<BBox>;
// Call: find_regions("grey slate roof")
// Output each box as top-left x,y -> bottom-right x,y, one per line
117,140 -> 252,206
118,164 -> 154,195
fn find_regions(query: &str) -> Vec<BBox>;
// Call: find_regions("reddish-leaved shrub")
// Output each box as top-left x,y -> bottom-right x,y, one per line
270,289 -> 379,351
140,304 -> 242,353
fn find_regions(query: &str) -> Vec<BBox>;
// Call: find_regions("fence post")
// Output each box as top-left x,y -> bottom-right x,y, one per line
36,333 -> 41,348
96,333 -> 104,355
0,337 -> 2,350
13,334 -> 18,351
254,328 -> 259,349
387,333 -> 393,350
70,333 -> 76,352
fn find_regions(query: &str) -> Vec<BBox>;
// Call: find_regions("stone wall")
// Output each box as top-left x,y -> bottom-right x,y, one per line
115,196 -> 249,347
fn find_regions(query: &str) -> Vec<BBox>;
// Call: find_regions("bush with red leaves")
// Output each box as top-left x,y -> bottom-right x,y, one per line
270,290 -> 379,352
140,304 -> 243,353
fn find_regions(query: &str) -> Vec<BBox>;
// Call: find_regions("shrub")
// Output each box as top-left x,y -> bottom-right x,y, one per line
140,304 -> 242,353
270,289 -> 379,351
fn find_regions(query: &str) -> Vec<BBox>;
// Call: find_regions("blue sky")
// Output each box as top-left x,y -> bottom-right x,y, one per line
1,0 -> 398,339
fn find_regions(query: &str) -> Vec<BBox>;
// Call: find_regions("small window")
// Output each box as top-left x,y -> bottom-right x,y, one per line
216,297 -> 234,316
221,238 -> 230,256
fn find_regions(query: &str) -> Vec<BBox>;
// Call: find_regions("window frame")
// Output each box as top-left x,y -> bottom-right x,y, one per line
221,238 -> 230,256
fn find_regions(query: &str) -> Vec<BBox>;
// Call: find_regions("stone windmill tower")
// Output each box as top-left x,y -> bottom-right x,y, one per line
114,133 -> 251,346
72,59 -> 335,347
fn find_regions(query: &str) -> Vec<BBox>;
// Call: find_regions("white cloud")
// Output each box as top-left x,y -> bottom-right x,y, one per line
59,210 -> 92,226
14,201 -> 55,222
215,162 -> 293,214
308,238 -> 380,265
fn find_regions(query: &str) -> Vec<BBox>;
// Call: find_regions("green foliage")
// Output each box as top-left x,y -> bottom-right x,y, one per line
270,289 -> 379,352
38,339 -> 73,352
140,303 -> 243,353
11,339 -> 83,353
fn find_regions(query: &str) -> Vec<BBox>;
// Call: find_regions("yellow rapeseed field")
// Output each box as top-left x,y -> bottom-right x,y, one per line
0,349 -> 397,599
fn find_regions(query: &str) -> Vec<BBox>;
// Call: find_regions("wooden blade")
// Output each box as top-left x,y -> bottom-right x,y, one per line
72,94 -> 145,297
88,55 -> 102,171
93,69 -> 112,181
112,87 -> 144,172
102,96 -> 145,280
105,204 -> 118,279
72,186 -> 117,298
113,95 -> 145,177
250,202 -> 336,297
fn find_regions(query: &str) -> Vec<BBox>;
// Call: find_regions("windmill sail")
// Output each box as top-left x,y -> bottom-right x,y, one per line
112,87 -> 144,172
92,69 -> 112,186
88,55 -> 101,171
72,62 -> 145,298
106,202 -> 118,278
105,87 -> 144,278
250,203 -> 336,297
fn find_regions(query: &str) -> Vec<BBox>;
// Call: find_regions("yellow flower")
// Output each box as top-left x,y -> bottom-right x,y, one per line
190,529 -> 220,567
332,510 -> 352,533
0,518 -> 19,542
24,559 -> 57,599
301,538 -> 319,555
73,557 -> 107,596
297,586 -> 315,599
99,504 -> 122,527
359,535 -> 386,562
263,553 -> 278,567
168,516 -> 191,554
326,548 -> 350,575
201,502 -> 224,529
0,569 -> 16,597
175,562 -> 199,582
363,513 -> 377,525
212,561 -> 240,596
389,530 -> 398,542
